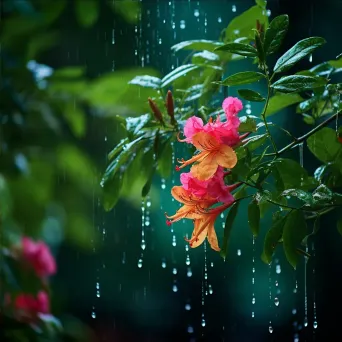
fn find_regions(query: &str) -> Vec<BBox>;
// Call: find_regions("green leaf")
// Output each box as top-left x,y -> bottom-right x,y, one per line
74,0 -> 99,27
261,211 -> 286,264
63,102 -> 86,138
171,40 -> 223,52
264,15 -> 289,55
110,0 -> 140,24
302,114 -> 315,125
281,189 -> 313,204
307,127 -> 342,163
265,93 -> 303,117
254,30 -> 265,63
52,66 -> 85,79
312,184 -> 334,206
142,167 -> 155,197
214,42 -> 257,57
108,138 -> 129,161
220,202 -> 239,259
248,200 -> 260,236
282,210 -> 308,268
129,75 -> 161,89
102,172 -> 123,211
0,174 -> 12,219
161,64 -> 200,88
192,51 -> 220,65
238,89 -> 265,102
157,140 -> 173,178
225,5 -> 268,41
274,37 -> 326,73
220,71 -> 265,86
236,134 -> 268,159
255,0 -> 267,7
337,219 -> 342,236
238,116 -> 257,132
271,75 -> 327,93
297,97 -> 320,113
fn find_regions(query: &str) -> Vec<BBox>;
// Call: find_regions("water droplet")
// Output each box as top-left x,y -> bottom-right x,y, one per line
275,281 -> 278,286
232,5 -> 237,12
162,261 -> 167,268
96,282 -> 100,289
217,17 -> 222,23
91,311 -> 96,319
187,326 -> 194,333
292,309 -> 297,315
294,333 -> 299,342
96,291 -> 100,298
187,268 -> 192,277
309,54 -> 313,63
276,265 -> 281,274
269,325 -> 273,333
209,285 -> 213,294
141,240 -> 146,250
266,9 -> 271,16
237,249 -> 241,256
274,297 -> 279,306
210,262 -> 214,267
185,304 -> 191,311
180,20 -> 186,29
186,255 -> 191,265
146,201 -> 151,207
304,317 -> 308,327
158,38 -> 162,45
246,109 -> 252,115
201,319 -> 206,327
313,321 -> 318,329
137,259 -> 143,268
252,297 -> 256,304
194,9 -> 199,17
104,136 -> 107,141
252,312 -> 255,318
172,267 -> 177,275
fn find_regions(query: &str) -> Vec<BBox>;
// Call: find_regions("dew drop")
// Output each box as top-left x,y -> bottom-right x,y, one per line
162,261 -> 167,268
141,240 -> 146,250
209,285 -> 213,294
274,297 -> 279,306
266,9 -> 271,16
252,312 -> 255,318
304,317 -> 308,327
252,297 -> 256,304
292,309 -> 297,315
187,267 -> 192,277
158,38 -> 162,45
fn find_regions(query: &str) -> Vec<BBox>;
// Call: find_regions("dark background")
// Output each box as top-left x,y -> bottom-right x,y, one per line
9,0 -> 342,341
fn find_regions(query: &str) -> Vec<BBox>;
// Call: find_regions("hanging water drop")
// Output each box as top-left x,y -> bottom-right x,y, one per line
252,297 -> 256,304
91,311 -> 96,319
162,260 -> 167,268
274,297 -> 279,306
201,319 -> 206,327
313,321 -> 318,329
180,20 -> 186,29
194,9 -> 199,17
158,38 -> 162,45
208,284 -> 213,294
172,284 -> 178,292
269,324 -> 273,333
237,249 -> 241,256
187,267 -> 192,277
141,240 -> 146,250
304,317 -> 308,327
232,5 -> 237,12
252,312 -> 255,318
186,255 -> 191,265
137,259 -> 143,268
266,9 -> 271,16
292,309 -> 297,315
172,267 -> 177,275
96,290 -> 100,298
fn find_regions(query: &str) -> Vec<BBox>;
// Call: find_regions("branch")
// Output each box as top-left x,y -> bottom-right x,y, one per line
267,111 -> 341,157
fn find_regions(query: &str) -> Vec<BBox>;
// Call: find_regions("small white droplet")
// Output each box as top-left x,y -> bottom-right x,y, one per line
194,9 -> 199,17
252,312 -> 255,318
201,319 -> 206,327
252,297 -> 256,304
162,261 -> 167,268
276,265 -> 281,274
269,325 -> 273,333
185,304 -> 191,311
292,309 -> 297,315
187,326 -> 194,333
141,240 -> 146,250
266,9 -> 271,16
237,249 -> 241,256
304,317 -> 308,327
137,259 -> 143,268
91,311 -> 96,319
172,267 -> 177,275
274,297 -> 279,306
172,284 -> 178,292
232,5 -> 237,12
218,17 -> 222,23
313,321 -> 318,329
180,20 -> 186,29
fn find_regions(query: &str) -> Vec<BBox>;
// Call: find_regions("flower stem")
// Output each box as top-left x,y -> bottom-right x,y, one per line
267,111 -> 341,157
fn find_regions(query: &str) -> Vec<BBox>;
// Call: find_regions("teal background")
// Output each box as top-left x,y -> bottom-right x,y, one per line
40,0 -> 342,341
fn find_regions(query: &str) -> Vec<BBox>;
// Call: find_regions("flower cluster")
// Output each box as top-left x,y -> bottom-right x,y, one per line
5,237 -> 56,324
166,97 -> 245,251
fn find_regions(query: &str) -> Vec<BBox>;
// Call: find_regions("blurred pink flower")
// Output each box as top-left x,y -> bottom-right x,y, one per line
222,96 -> 243,118
182,116 -> 204,143
21,237 -> 56,278
14,291 -> 50,322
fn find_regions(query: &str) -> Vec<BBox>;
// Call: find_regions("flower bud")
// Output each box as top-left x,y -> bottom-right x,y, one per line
148,98 -> 164,124
166,90 -> 176,125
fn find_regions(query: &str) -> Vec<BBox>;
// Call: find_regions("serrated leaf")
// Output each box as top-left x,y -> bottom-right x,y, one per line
220,71 -> 265,86
261,212 -> 286,264
238,89 -> 265,102
171,40 -> 223,52
220,202 -> 239,259
265,93 -> 303,117
307,127 -> 342,163
282,210 -> 308,268
248,200 -> 260,236
214,42 -> 257,57
161,64 -> 200,88
238,116 -> 257,132
264,15 -> 289,54
74,0 -> 99,27
274,37 -> 326,73
129,75 -> 161,89
271,75 -> 327,93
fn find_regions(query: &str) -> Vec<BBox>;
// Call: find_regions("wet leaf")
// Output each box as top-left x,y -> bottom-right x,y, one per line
282,210 -> 308,268
214,42 -> 257,57
161,64 -> 200,88
236,134 -> 268,158
265,93 -> 303,117
271,75 -> 327,93
281,189 -> 313,204
248,200 -> 260,236
192,51 -> 220,65
220,71 -> 265,86
171,40 -> 223,52
102,172 -> 123,211
274,37 -> 326,73
238,89 -> 265,102
220,202 -> 239,259
238,116 -> 257,132
264,15 -> 289,54
75,0 -> 99,27
261,211 -> 286,264
307,127 -> 342,163
157,140 -> 173,178
108,138 -> 129,162
129,75 -> 161,89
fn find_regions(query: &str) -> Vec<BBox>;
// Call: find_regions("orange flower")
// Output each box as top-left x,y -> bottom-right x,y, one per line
186,202 -> 233,251
165,186 -> 216,225
176,132 -> 237,181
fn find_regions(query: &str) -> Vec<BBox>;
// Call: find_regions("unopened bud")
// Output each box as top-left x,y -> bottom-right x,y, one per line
166,90 -> 176,125
148,98 -> 164,124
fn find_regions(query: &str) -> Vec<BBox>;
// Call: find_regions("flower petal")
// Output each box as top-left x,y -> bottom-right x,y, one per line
190,220 -> 208,248
190,154 -> 218,180
207,225 -> 220,251
192,132 -> 220,151
216,145 -> 237,169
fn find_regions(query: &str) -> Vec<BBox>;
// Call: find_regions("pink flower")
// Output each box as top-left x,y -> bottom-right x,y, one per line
180,167 -> 236,204
14,291 -> 50,322
183,116 -> 204,143
21,237 -> 56,278
222,96 -> 243,119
